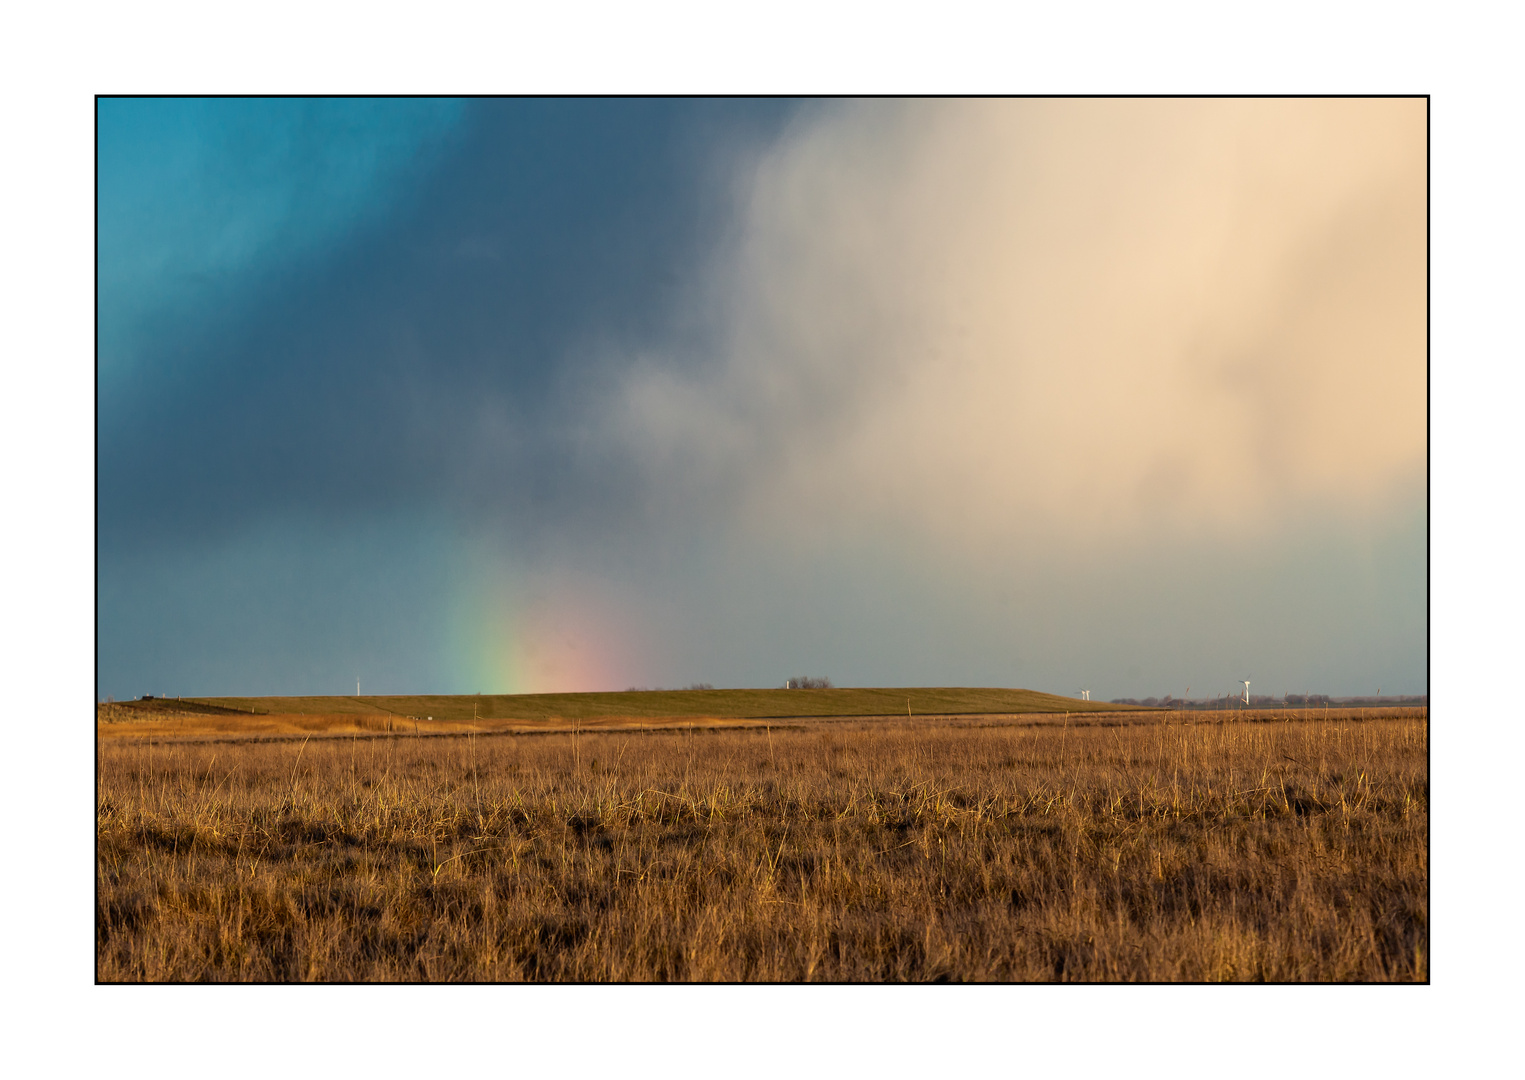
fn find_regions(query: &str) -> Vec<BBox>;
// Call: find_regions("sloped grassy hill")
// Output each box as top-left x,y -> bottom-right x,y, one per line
173,687 -> 1135,722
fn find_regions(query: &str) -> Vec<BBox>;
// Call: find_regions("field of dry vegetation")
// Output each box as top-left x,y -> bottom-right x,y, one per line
97,709 -> 1427,981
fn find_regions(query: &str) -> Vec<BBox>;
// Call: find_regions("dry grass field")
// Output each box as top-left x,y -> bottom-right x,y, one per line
96,707 -> 1426,982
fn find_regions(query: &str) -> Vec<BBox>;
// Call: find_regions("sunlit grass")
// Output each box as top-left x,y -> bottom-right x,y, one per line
97,711 -> 1427,981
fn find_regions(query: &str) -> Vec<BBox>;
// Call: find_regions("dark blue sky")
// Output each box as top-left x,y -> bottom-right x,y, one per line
101,98 -> 795,548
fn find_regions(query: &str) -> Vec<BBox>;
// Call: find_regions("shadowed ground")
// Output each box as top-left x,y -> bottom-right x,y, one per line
98,686 -> 1142,740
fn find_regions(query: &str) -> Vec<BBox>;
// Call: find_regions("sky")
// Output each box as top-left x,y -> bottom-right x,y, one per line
97,97 -> 1427,702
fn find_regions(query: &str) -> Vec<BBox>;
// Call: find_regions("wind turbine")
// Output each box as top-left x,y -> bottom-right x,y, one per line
1240,679 -> 1251,705
1077,689 -> 1090,701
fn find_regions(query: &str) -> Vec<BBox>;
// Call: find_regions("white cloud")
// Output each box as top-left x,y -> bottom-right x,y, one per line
615,99 -> 1427,557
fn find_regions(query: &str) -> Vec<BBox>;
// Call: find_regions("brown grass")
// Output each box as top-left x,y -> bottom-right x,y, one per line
96,709 -> 1427,982
97,708 -> 1139,741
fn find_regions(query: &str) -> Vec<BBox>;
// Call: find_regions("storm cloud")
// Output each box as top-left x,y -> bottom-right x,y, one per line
97,98 -> 1426,701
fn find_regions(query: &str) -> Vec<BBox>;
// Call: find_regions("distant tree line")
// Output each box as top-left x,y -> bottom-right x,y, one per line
624,683 -> 715,691
1110,695 -> 1330,709
785,677 -> 833,689
1108,693 -> 1426,709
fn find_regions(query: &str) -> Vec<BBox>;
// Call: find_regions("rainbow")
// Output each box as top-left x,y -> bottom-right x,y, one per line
448,557 -> 644,694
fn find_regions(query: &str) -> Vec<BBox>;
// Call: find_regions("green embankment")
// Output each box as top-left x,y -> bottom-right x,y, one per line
180,687 -> 1135,721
